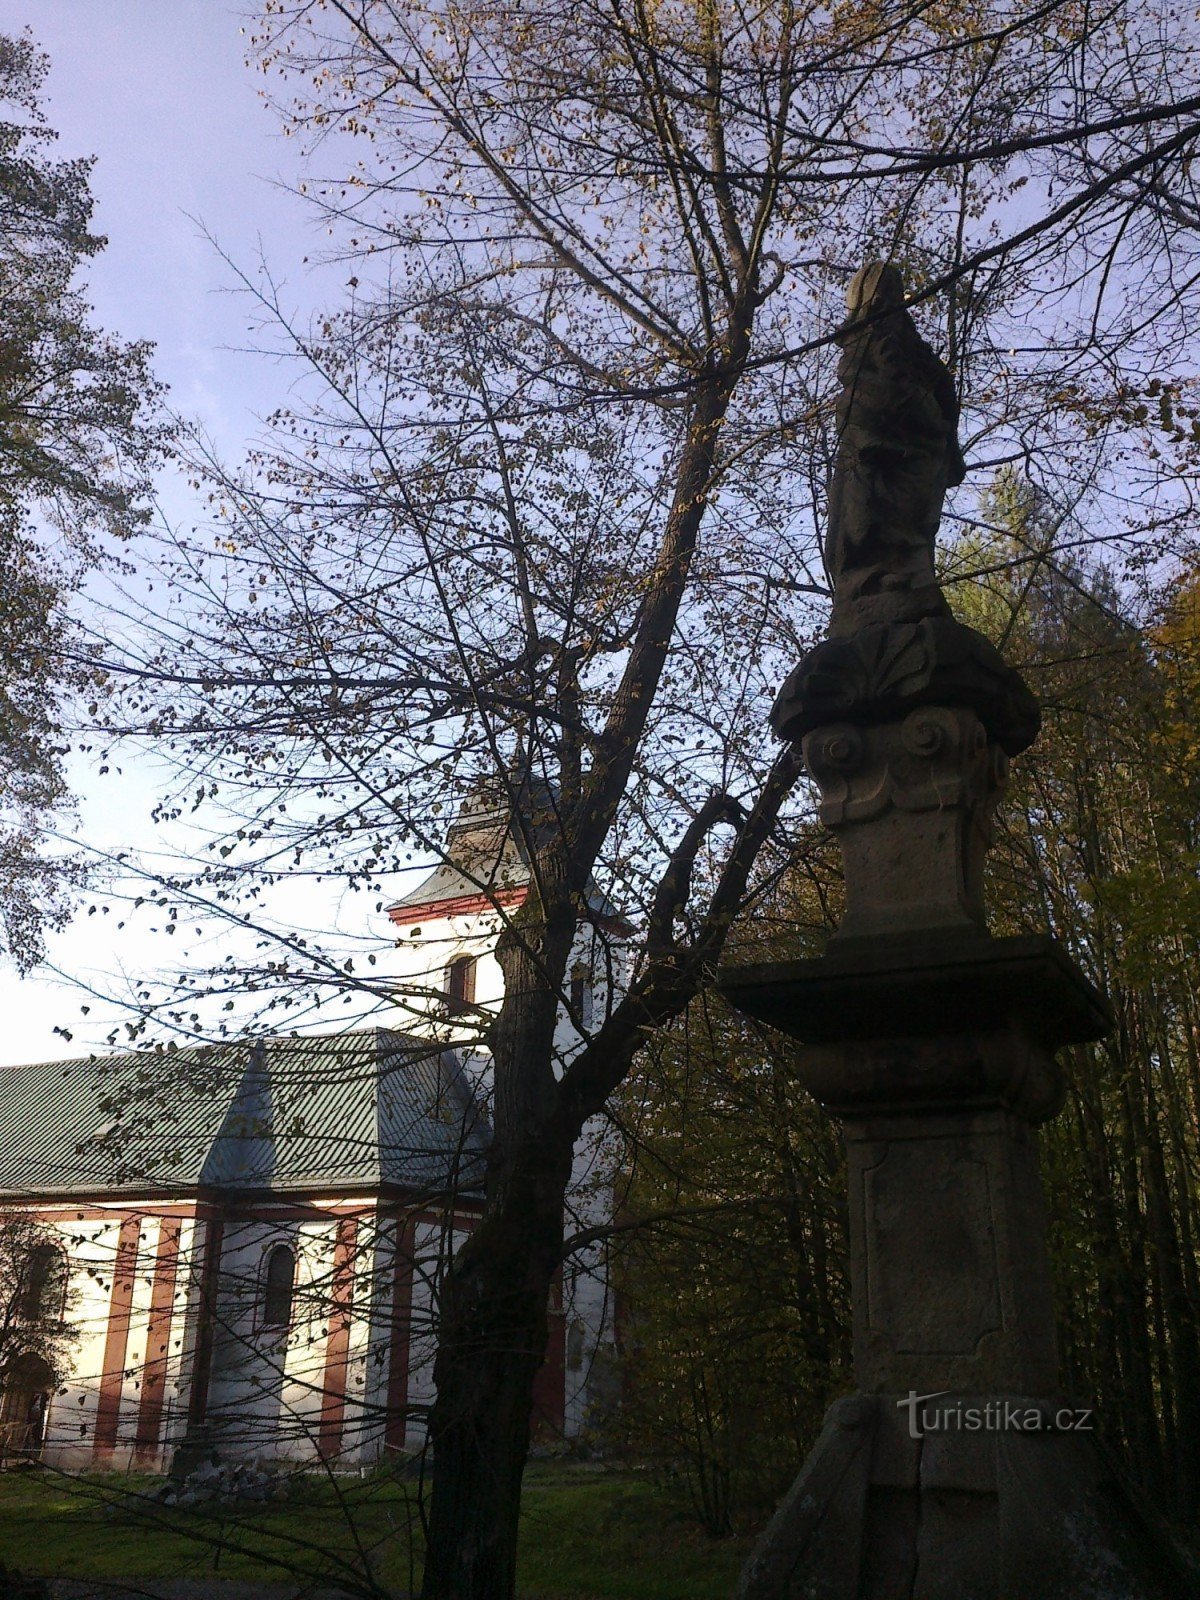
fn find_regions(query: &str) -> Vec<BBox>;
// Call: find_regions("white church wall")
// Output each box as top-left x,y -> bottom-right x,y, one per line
167,1213 -> 213,1459
155,1215 -> 200,1467
206,1215 -> 289,1458
402,1214 -> 469,1452
199,1210 -> 372,1466
19,1206 -> 205,1473
562,1141 -> 617,1438
36,1209 -> 119,1470
387,887 -> 628,1442
20,1199 -> 488,1474
117,1216 -> 159,1461
329,1205 -> 379,1468
278,1215 -> 345,1461
355,1211 -> 398,1468
389,904 -> 507,1043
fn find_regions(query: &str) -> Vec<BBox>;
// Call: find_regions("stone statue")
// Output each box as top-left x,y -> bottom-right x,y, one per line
771,257 -> 1039,759
825,261 -> 966,638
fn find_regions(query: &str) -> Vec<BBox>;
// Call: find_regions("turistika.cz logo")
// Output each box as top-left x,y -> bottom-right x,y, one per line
897,1391 -> 1095,1441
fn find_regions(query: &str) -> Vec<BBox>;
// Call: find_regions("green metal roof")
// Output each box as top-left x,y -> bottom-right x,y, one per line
0,1029 -> 488,1200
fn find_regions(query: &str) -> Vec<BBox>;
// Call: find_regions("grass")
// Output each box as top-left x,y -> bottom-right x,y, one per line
0,1460 -> 754,1598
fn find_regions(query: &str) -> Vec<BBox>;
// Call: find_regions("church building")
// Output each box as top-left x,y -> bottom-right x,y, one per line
0,788 -> 622,1472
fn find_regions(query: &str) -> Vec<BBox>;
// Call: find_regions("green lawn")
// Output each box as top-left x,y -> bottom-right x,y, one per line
0,1462 -> 753,1599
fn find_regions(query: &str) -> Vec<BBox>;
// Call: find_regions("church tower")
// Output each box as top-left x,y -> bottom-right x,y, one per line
385,780 -> 628,1438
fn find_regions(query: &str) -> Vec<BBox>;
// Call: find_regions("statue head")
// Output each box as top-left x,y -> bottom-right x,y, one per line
845,260 -> 906,323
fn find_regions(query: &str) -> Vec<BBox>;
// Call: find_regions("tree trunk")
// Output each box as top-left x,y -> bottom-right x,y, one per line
421,882 -> 577,1600
1138,1025 -> 1200,1518
420,1160 -> 569,1600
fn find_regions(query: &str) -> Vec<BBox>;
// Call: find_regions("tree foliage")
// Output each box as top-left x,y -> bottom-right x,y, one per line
0,31 -> 165,970
611,953 -> 849,1535
987,536 -> 1200,1524
620,477 -> 1200,1533
74,2 -> 1200,1592
0,1208 -> 77,1394
923,479 -> 1200,1522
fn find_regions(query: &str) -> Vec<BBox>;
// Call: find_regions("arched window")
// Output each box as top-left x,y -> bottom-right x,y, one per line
444,954 -> 477,1014
262,1244 -> 295,1327
18,1244 -> 67,1324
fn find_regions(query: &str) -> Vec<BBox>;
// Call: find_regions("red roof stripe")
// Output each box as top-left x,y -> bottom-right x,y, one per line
386,887 -> 529,925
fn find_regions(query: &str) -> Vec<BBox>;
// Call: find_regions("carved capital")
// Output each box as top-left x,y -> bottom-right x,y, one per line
803,708 -> 1008,941
773,615 -> 1040,757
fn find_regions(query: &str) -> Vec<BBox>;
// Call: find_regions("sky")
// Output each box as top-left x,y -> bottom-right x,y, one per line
0,2 -> 389,1065
20,2 -> 318,452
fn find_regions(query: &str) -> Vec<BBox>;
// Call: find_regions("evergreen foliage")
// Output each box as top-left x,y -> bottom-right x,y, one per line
0,31 -> 164,970
611,476 -> 1200,1529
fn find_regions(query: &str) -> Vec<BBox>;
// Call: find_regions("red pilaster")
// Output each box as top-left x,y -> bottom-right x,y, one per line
531,1268 -> 566,1438
384,1215 -> 416,1453
134,1219 -> 182,1462
318,1216 -> 358,1460
93,1214 -> 141,1462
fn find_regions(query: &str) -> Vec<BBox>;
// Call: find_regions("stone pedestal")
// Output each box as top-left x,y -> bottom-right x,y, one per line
717,705 -> 1199,1598
726,1389 -> 1195,1600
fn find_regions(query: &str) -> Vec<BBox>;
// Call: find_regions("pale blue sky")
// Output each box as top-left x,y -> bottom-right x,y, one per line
21,1 -> 313,451
0,4 -> 380,1065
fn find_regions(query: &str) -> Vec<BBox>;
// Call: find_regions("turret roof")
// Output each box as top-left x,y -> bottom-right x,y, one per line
387,777 -> 627,927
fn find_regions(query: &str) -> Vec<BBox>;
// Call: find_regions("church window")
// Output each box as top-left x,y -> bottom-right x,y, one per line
570,966 -> 592,1030
18,1244 -> 68,1323
444,954 -> 477,1014
262,1244 -> 296,1327
567,1318 -> 586,1372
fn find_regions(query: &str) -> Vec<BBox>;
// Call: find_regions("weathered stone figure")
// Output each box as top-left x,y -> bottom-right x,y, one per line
719,261 -> 1197,1598
825,261 -> 964,638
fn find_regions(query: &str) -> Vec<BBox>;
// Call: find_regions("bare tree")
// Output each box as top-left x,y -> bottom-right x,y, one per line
0,1209 -> 77,1458
71,1 -> 1200,1594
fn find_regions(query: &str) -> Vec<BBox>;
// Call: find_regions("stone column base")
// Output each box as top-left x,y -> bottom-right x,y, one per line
735,1393 -> 1198,1600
